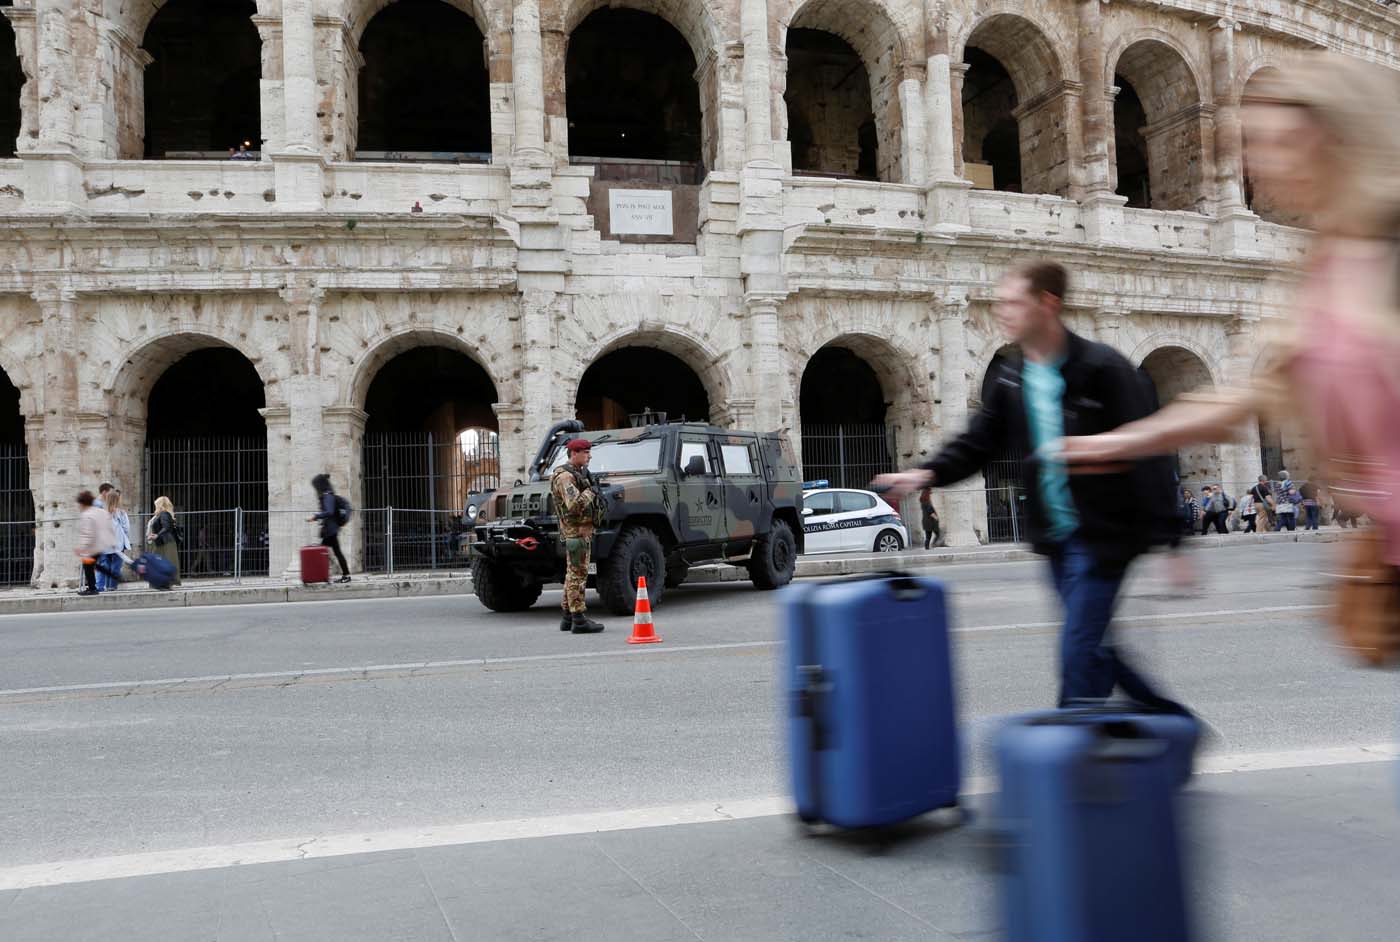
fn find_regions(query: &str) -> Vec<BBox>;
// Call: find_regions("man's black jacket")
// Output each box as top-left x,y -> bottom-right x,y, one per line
920,330 -> 1178,565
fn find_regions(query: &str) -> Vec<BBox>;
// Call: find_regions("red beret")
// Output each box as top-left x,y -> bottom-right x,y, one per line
567,439 -> 592,453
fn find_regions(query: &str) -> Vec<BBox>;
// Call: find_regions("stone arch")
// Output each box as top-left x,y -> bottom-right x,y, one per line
348,326 -> 505,414
1108,37 -> 1210,212
354,0 -> 493,159
1239,65 -> 1304,227
958,13 -> 1072,197
1137,342 -> 1220,485
1128,335 -> 1219,387
0,348 -> 35,421
107,330 -> 279,420
139,0 -> 263,158
344,0 -> 493,43
0,9 -> 21,159
781,0 -> 912,183
559,0 -> 721,69
565,326 -> 733,426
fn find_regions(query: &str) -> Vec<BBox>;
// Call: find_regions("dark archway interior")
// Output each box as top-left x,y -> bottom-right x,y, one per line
143,0 -> 261,157
1114,77 -> 1151,209
576,347 -> 710,430
962,48 -> 1021,192
785,28 -> 877,180
0,371 -> 20,445
147,348 -> 266,437
0,369 -> 30,584
800,347 -> 886,426
364,347 -> 498,436
0,12 -> 22,159
566,9 -> 701,164
357,0 -> 491,157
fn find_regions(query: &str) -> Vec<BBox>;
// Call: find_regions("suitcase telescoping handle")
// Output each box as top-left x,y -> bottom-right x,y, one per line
836,569 -> 930,601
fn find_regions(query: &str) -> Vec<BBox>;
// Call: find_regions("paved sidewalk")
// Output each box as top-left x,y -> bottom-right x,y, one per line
1,759 -> 1395,941
0,529 -> 1351,616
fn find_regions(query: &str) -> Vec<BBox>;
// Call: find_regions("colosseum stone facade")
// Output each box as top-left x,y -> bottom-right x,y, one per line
0,0 -> 1382,586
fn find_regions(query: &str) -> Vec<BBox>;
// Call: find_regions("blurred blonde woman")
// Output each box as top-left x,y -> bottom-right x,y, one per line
147,495 -> 182,586
1061,56 -> 1400,640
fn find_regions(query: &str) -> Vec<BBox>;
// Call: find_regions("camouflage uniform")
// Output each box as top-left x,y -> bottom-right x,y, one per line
550,465 -> 596,614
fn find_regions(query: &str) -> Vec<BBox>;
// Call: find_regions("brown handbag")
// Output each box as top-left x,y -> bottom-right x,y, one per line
1332,529 -> 1400,667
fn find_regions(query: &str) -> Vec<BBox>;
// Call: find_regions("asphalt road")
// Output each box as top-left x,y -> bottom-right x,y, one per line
1,541 -> 1393,872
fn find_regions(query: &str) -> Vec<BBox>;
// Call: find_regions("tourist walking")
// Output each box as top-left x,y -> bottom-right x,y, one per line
308,474 -> 352,583
74,490 -> 119,597
1249,475 -> 1275,531
101,488 -> 131,590
919,487 -> 942,549
1240,491 -> 1260,533
147,496 -> 182,586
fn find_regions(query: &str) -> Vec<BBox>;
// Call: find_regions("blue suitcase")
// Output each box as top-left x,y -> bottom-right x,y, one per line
131,552 -> 176,591
995,710 -> 1198,942
785,573 -> 960,828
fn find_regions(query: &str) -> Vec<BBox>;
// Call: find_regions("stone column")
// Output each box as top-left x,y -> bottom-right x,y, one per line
936,299 -> 983,546
274,0 -> 325,211
23,0 -> 84,210
1094,307 -> 1127,355
949,63 -> 969,176
32,285 -> 82,587
1209,18 -> 1259,256
270,281 -> 330,579
924,1 -> 954,180
322,406 -> 367,569
492,402 -> 528,485
511,0 -> 547,164
517,292 -> 556,469
747,294 -> 784,432
1221,314 -> 1262,490
899,69 -> 928,187
740,0 -> 773,163
1076,0 -> 1112,197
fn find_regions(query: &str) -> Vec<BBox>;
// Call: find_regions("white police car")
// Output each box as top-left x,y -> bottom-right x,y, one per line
800,484 -> 909,555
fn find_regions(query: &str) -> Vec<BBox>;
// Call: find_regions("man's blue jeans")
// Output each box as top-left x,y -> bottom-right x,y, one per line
1047,537 -> 1185,712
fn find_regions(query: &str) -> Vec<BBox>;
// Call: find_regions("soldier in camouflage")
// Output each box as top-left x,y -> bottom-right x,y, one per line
550,439 -> 605,633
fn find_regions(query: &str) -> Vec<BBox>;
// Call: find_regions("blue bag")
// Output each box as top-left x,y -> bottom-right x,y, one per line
995,709 -> 1199,942
784,573 -> 961,828
132,552 -> 176,591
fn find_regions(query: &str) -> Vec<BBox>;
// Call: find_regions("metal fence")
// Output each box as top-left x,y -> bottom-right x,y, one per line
800,423 -> 896,490
362,431 -> 499,574
983,486 -> 1028,544
144,436 -> 269,576
0,443 -> 33,586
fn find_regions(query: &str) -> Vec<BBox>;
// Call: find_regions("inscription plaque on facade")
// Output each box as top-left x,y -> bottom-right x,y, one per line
608,190 -> 674,236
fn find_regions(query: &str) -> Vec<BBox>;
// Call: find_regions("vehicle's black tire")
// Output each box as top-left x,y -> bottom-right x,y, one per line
471,558 -> 544,612
749,519 -> 798,590
873,529 -> 904,554
664,559 -> 690,589
597,527 -> 667,615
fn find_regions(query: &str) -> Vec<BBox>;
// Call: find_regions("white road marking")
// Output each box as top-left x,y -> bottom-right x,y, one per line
0,603 -> 1328,703
0,742 -> 1391,892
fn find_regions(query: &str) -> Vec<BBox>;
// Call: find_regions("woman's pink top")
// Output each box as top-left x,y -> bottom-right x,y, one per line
1294,249 -> 1400,565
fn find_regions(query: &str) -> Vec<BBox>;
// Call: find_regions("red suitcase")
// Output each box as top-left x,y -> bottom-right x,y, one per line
300,545 -> 330,584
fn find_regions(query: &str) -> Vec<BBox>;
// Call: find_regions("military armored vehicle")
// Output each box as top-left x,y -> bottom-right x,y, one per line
468,414 -> 803,614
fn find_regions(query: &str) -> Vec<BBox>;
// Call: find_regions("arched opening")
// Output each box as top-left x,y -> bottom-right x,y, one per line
0,368 -> 30,586
784,28 -> 878,180
565,8 -> 702,173
980,347 -> 1027,543
1111,41 -> 1207,213
1241,67 -> 1304,227
798,346 -> 894,488
0,8 -> 22,159
575,347 -> 710,429
1113,79 -> 1151,208
961,16 -> 1069,197
144,347 -> 268,577
356,0 -> 491,161
362,346 -> 499,572
1140,346 -> 1218,486
142,0 -> 261,158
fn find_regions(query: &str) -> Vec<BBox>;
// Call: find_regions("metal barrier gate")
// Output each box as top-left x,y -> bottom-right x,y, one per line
0,443 -> 33,586
143,436 -> 270,577
799,423 -> 896,490
361,431 -> 500,573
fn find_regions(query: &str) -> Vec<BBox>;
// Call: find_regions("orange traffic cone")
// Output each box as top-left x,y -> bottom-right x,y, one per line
627,576 -> 662,645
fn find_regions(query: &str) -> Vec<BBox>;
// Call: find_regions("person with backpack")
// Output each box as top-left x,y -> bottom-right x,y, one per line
1200,485 -> 1234,536
1240,491 -> 1260,532
307,474 -> 352,583
146,495 -> 182,586
1179,488 -> 1200,535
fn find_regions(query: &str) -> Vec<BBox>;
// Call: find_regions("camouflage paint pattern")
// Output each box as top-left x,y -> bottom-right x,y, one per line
551,465 -> 597,613
563,536 -> 590,613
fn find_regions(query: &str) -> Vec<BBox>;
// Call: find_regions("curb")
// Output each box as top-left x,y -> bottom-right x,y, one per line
0,529 -> 1355,616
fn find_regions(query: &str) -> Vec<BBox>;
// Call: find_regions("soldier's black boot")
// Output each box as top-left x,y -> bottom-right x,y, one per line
571,612 -> 605,634
560,611 -> 573,632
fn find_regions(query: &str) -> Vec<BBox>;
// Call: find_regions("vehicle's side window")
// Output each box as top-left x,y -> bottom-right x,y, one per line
679,440 -> 713,474
804,492 -> 836,516
837,491 -> 877,513
719,443 -> 756,476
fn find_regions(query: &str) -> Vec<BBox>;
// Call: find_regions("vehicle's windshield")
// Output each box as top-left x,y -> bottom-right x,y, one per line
548,438 -> 663,474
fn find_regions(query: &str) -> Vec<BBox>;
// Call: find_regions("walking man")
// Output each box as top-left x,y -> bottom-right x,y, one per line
875,261 -> 1188,713
1250,475 -> 1275,531
919,487 -> 942,549
550,439 -> 605,634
